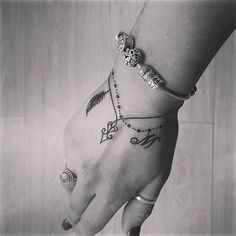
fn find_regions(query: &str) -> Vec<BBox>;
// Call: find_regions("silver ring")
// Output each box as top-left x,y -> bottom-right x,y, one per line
60,163 -> 77,191
60,168 -> 77,183
135,195 -> 156,205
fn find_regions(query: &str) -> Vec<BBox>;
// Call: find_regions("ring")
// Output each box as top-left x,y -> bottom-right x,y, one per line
60,163 -> 77,191
135,195 -> 156,205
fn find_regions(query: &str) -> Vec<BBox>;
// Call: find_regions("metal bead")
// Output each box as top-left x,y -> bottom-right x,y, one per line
147,79 -> 159,89
124,48 -> 142,67
154,76 -> 164,86
147,76 -> 164,89
116,32 -> 134,53
142,68 -> 156,82
137,64 -> 151,78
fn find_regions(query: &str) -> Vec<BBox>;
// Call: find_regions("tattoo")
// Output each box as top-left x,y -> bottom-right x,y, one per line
88,69 -> 173,149
100,120 -> 118,143
86,90 -> 109,116
130,131 -> 160,149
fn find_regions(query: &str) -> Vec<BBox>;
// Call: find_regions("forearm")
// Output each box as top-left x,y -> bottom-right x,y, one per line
114,0 -> 235,114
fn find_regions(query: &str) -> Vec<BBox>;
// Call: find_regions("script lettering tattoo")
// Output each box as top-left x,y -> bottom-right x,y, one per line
130,131 -> 160,149
86,90 -> 109,116
100,120 -> 118,143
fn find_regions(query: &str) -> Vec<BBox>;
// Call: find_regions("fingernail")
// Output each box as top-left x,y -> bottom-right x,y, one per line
62,218 -> 73,231
127,226 -> 141,236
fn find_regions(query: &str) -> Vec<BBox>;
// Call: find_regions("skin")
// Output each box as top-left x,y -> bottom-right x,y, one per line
64,72 -> 178,235
62,1 -> 235,235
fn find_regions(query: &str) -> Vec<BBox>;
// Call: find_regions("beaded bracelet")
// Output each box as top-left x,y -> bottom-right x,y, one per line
116,32 -> 197,101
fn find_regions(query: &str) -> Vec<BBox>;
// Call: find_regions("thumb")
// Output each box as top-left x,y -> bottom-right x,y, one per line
122,174 -> 167,236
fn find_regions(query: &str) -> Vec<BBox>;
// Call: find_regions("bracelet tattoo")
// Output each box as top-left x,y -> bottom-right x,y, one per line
86,69 -> 172,149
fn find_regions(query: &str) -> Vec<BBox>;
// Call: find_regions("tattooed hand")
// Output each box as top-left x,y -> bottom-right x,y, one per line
62,69 -> 180,236
58,0 -> 236,232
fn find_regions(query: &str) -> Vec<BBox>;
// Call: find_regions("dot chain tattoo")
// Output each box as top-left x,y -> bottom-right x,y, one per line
86,69 -> 172,149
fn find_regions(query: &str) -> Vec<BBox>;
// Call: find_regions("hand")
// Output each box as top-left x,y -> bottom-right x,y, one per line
61,69 -> 179,236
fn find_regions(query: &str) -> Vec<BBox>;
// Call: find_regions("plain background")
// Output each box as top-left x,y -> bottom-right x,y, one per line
0,1 -> 235,235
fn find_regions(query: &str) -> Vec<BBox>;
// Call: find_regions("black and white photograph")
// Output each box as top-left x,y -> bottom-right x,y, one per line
0,0 -> 235,235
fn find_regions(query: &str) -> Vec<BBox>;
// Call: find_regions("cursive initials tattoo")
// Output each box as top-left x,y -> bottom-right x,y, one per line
130,131 -> 160,149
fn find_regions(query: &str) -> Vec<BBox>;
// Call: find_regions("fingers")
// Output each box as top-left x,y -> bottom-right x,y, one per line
60,162 -> 171,235
60,162 -> 97,230
73,192 -> 123,236
123,198 -> 154,236
61,164 -> 128,235
122,174 -> 167,236
63,179 -> 96,230
60,163 -> 81,230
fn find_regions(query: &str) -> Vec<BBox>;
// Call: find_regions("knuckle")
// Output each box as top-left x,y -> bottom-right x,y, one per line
63,122 -> 71,139
64,119 -> 82,149
64,121 -> 75,144
80,161 -> 94,180
79,161 -> 100,188
105,185 -> 119,205
104,185 -> 124,209
104,175 -> 130,207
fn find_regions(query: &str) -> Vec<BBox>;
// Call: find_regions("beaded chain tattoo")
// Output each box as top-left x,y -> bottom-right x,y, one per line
86,69 -> 171,149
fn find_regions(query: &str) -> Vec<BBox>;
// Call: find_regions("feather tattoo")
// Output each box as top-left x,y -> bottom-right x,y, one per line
86,90 -> 109,116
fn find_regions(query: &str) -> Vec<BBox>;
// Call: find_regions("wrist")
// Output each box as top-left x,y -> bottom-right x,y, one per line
113,55 -> 183,117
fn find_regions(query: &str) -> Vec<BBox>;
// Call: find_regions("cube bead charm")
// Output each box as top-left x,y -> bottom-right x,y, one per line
124,48 -> 142,67
137,64 -> 151,78
142,68 -> 156,82
147,77 -> 164,89
116,32 -> 134,53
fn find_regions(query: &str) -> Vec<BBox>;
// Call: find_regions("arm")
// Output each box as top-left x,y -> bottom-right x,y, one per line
115,0 -> 235,115
61,1 -> 235,236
